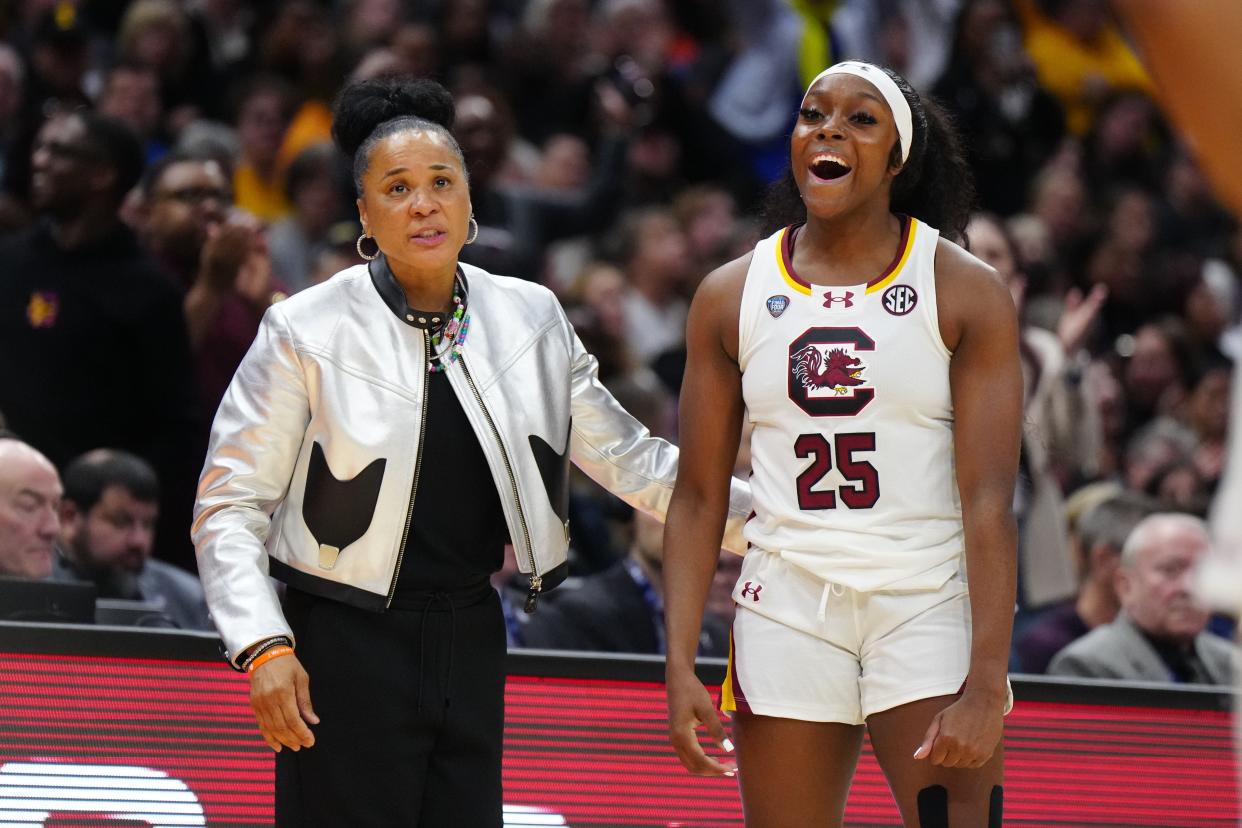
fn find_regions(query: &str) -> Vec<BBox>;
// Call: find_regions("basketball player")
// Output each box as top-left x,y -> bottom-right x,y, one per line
663,61 -> 1021,828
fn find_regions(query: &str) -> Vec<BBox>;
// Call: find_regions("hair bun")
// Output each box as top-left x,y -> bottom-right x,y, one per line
331,76 -> 456,159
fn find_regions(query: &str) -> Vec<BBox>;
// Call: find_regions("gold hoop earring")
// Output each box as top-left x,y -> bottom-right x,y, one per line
356,233 -> 379,261
464,215 -> 479,245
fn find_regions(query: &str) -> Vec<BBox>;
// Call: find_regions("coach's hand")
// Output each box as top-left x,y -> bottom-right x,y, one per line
913,688 -> 1004,768
667,667 -> 737,777
250,654 -> 319,753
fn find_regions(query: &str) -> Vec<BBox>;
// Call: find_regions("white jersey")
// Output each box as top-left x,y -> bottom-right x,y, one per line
738,218 -> 963,592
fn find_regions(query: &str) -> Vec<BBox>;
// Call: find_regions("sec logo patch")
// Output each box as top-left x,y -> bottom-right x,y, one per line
882,284 -> 917,316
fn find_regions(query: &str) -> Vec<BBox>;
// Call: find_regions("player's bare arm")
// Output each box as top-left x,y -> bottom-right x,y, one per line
664,253 -> 749,776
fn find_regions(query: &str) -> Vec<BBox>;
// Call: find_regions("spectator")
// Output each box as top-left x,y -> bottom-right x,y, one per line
833,0 -> 962,90
1181,360 -> 1233,490
1123,417 -> 1197,495
54,449 -> 212,630
615,206 -> 692,368
0,44 -> 24,190
933,0 -> 1066,216
1027,159 -> 1092,285
116,0 -> 217,132
456,84 -> 631,280
20,9 -> 91,123
1184,265 -> 1237,364
391,21 -> 442,82
591,0 -> 752,200
230,75 -> 295,221
569,262 -> 631,347
97,61 -> 168,165
1145,459 -> 1211,516
0,437 -> 61,580
1049,513 -> 1233,683
189,0 -> 254,84
1158,152 -> 1235,259
0,109 -> 199,572
258,0 -> 342,176
704,0 -> 811,183
1121,319 -> 1194,433
1081,92 -> 1167,194
1015,0 -> 1154,135
437,0 -> 500,75
672,184 -> 739,276
135,151 -> 280,418
500,0 -> 595,144
968,212 -> 1104,609
525,510 -> 729,656
533,133 -> 591,194
341,0 -> 406,61
4,7 -> 93,204
1014,490 -> 1155,673
266,143 -> 352,294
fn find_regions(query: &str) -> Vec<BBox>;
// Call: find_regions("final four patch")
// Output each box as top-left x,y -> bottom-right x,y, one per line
766,295 -> 790,318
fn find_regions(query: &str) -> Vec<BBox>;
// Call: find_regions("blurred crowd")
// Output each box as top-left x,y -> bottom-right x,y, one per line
0,0 -> 1236,682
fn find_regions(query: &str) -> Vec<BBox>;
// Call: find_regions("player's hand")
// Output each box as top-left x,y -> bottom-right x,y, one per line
249,653 -> 319,753
666,666 -> 736,776
912,688 -> 1004,768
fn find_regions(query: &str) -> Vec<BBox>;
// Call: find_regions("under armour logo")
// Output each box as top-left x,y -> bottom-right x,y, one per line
823,291 -> 854,309
739,581 -> 763,602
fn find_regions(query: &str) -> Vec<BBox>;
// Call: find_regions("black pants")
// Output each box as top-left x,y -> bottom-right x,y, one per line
275,585 -> 506,827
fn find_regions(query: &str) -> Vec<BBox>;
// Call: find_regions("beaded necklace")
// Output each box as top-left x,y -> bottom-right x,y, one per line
427,275 -> 471,372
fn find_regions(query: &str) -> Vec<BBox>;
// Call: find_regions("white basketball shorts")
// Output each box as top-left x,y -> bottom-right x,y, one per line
720,547 -> 1011,725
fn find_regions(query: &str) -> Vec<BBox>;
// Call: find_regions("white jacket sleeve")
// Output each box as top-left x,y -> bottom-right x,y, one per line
191,304 -> 310,664
563,317 -> 751,555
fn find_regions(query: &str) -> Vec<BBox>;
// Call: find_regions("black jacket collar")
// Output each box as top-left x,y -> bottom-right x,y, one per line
367,254 -> 466,330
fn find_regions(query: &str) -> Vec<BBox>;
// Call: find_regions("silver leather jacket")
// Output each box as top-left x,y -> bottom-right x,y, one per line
192,261 -> 751,664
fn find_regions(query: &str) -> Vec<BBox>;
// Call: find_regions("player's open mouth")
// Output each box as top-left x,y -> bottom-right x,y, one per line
809,153 -> 852,181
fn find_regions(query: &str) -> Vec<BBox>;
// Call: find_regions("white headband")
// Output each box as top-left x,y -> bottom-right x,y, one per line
803,61 -> 913,164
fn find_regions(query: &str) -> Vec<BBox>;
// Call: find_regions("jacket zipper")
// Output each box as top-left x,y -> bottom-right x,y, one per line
458,355 -> 542,611
386,330 -> 431,607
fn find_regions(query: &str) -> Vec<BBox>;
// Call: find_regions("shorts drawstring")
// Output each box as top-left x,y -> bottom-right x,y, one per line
816,581 -> 846,623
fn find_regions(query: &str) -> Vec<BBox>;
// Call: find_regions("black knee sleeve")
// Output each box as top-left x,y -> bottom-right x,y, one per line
917,784 -> 1002,827
917,785 -> 948,828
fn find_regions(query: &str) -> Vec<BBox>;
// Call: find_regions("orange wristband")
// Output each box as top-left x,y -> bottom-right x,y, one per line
246,645 -> 294,673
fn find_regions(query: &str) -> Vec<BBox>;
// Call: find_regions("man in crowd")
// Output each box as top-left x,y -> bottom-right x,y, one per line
135,151 -> 280,419
54,449 -> 211,631
0,436 -> 61,580
1049,513 -> 1233,684
0,110 -> 198,570
1014,489 -> 1155,673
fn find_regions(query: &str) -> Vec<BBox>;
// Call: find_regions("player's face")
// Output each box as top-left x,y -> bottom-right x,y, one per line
790,74 -> 903,220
